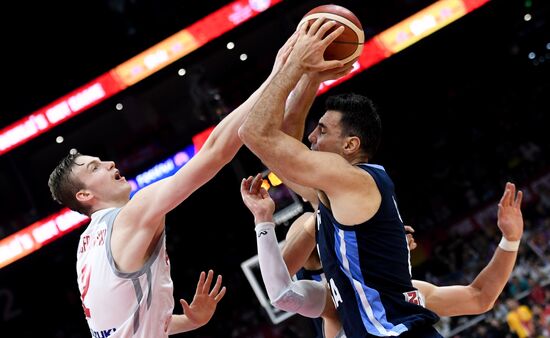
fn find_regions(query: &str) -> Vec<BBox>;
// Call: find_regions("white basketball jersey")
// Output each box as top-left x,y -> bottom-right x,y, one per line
76,207 -> 174,337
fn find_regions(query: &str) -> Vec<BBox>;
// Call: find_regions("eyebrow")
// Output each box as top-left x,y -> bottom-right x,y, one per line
86,159 -> 100,171
318,122 -> 327,129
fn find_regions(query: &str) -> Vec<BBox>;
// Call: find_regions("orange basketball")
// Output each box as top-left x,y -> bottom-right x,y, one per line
299,4 -> 364,64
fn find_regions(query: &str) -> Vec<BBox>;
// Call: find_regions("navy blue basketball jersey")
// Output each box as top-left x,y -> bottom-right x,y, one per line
296,267 -> 325,338
316,163 -> 441,337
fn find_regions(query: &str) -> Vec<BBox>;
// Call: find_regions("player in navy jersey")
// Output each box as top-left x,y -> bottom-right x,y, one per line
237,17 -> 523,337
315,162 -> 441,337
238,17 -> 441,337
241,175 -> 524,338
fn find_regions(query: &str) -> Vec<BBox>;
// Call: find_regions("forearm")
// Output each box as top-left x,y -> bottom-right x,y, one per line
200,73 -> 277,162
239,62 -> 303,144
421,247 -> 519,317
470,247 -> 518,310
268,74 -> 321,200
282,74 -> 320,140
255,222 -> 326,318
256,222 -> 294,301
168,314 -> 201,335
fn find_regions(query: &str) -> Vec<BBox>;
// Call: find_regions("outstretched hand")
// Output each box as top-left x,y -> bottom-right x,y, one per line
240,173 -> 276,223
497,182 -> 523,241
178,270 -> 226,329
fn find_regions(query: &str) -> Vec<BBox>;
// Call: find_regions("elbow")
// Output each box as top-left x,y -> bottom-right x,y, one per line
467,291 -> 495,315
472,285 -> 498,314
237,124 -> 248,143
270,292 -> 302,315
238,124 -> 262,149
477,297 -> 496,314
237,124 -> 256,145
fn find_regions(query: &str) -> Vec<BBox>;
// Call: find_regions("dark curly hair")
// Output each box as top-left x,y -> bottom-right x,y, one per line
325,93 -> 382,159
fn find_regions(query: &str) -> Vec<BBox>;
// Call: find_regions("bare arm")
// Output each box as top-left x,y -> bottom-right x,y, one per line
111,33 -> 298,271
275,74 -> 321,206
279,64 -> 356,207
239,18 -> 343,155
239,20 -> 363,197
283,64 -> 355,141
413,183 -> 523,317
124,39 -> 292,227
282,74 -> 321,140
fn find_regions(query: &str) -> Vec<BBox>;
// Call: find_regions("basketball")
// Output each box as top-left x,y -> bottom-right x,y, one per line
299,4 -> 364,64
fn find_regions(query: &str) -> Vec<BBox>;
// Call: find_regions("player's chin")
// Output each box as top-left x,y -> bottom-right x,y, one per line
122,182 -> 132,194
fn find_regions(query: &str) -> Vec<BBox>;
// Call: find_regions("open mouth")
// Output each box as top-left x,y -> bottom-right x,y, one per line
114,170 -> 124,181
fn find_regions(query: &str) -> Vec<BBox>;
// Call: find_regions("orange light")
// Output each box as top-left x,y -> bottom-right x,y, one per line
267,172 -> 283,186
261,179 -> 271,191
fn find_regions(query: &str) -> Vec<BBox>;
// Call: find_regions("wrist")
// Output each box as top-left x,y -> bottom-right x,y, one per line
168,314 -> 201,335
254,216 -> 274,224
255,221 -> 275,232
304,72 -> 322,85
499,236 -> 520,252
280,61 -> 304,84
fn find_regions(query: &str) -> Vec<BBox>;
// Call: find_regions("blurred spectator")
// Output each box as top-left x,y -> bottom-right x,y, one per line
486,318 -> 514,338
506,299 -> 534,338
528,280 -> 546,306
508,275 -> 531,298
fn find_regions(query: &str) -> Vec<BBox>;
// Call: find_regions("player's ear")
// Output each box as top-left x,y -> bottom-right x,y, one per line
343,136 -> 360,155
76,189 -> 93,203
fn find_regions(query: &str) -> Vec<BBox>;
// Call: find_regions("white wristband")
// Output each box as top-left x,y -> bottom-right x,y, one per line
498,237 -> 520,252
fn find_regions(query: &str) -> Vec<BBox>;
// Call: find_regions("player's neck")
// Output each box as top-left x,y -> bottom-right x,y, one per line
90,199 -> 128,215
350,155 -> 369,166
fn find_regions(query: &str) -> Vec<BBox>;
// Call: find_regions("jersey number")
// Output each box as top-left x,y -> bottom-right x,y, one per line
404,291 -> 420,305
329,278 -> 343,308
80,265 -> 92,318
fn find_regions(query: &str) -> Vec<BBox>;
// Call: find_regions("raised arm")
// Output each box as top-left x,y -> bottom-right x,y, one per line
279,63 -> 356,208
111,32 -> 299,271
283,63 -> 352,141
124,30 -> 297,224
413,182 -> 523,317
238,19 -> 365,197
274,73 -> 322,207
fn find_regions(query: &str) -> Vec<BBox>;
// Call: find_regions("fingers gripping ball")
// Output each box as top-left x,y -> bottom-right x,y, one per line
299,4 -> 364,64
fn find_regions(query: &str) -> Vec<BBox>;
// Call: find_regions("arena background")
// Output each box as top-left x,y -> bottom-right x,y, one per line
0,0 -> 548,337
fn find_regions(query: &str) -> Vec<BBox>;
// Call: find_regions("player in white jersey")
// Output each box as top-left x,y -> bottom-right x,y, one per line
48,26 -> 353,337
76,206 -> 227,337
